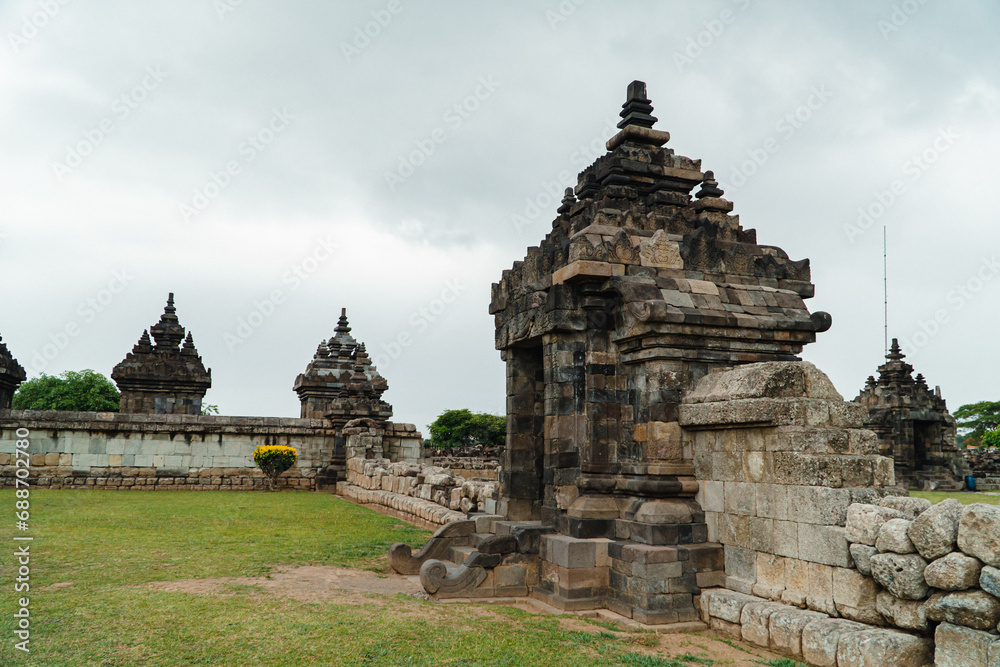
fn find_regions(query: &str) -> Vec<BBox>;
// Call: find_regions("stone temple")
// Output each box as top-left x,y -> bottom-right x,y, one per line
490,80 -> 831,532
854,338 -> 969,491
293,308 -> 394,483
386,81 -> 865,628
111,293 -> 212,414
0,334 -> 26,410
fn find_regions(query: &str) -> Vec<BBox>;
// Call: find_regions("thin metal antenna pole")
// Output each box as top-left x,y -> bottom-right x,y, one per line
883,226 -> 888,355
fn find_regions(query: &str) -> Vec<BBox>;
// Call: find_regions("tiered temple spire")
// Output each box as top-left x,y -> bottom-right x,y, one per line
292,308 -> 391,423
854,337 -> 968,488
111,294 -> 212,414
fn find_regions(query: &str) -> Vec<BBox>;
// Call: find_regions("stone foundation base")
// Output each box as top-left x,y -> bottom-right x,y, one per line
0,471 -> 313,491
700,588 -> 933,666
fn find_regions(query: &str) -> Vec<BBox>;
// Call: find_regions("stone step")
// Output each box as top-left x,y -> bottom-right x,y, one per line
470,533 -> 494,548
449,545 -> 476,564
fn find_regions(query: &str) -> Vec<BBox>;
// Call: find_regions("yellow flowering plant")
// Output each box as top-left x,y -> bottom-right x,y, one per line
252,445 -> 298,489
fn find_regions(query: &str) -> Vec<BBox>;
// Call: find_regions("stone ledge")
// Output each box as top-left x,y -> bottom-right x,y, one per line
338,483 -> 465,527
699,588 -> 932,666
0,410 -> 338,434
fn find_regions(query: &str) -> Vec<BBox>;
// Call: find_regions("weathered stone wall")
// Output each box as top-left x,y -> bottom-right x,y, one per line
344,458 -> 498,515
681,361 -> 897,619
0,410 -> 338,490
686,362 -> 1000,666
843,498 -> 1000,664
335,419 -> 494,524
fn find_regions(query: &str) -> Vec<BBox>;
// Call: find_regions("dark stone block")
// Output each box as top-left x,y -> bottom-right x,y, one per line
565,518 -> 614,539
478,535 -> 518,554
544,452 -> 580,468
465,552 -> 502,568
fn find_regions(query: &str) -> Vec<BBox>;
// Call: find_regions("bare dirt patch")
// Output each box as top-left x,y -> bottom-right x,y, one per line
145,567 -> 790,665
146,565 -> 426,602
44,582 -> 75,591
556,618 -> 789,666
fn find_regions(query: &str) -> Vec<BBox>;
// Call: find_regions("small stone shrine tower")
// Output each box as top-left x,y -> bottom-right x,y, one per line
293,309 -> 392,483
111,294 -> 212,414
0,334 -> 26,409
293,308 -> 392,427
854,338 -> 969,490
491,80 -> 832,529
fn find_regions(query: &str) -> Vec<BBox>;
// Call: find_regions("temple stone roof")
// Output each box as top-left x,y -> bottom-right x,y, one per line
111,294 -> 212,413
491,80 -> 830,357
854,338 -> 952,422
0,333 -> 26,409
293,308 -> 391,423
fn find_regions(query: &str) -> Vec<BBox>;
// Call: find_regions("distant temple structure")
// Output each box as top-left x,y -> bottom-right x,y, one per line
292,308 -> 392,426
293,308 -> 395,483
111,294 -> 212,414
854,338 -> 969,490
0,334 -> 26,409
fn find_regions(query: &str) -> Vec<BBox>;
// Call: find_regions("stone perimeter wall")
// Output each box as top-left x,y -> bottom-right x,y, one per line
0,409 -> 421,491
840,498 -> 1000,666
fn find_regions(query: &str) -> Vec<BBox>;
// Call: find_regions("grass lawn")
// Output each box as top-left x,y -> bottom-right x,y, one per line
910,490 -> 1000,505
0,491 -> 794,667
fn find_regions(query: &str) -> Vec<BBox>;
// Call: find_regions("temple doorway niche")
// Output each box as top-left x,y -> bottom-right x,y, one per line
501,345 -> 545,521
913,421 -> 934,470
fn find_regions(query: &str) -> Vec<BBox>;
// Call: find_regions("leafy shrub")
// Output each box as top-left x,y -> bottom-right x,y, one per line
13,370 -> 120,411
252,445 -> 298,489
983,429 -> 1000,448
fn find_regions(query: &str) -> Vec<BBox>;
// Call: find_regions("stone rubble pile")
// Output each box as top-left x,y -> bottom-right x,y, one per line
842,496 -> 1000,666
346,457 -> 499,514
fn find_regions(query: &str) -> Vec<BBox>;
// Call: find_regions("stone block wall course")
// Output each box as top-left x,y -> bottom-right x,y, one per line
682,361 -> 899,615
0,410 -> 424,492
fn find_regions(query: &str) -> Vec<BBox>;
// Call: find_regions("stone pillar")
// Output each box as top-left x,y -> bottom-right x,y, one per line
501,346 -> 545,521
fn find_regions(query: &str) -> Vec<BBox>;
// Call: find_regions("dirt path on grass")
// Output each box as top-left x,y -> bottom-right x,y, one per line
145,565 -> 427,601
145,566 -> 789,665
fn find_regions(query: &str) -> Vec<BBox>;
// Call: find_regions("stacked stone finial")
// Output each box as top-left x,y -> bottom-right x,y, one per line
0,333 -> 27,410
854,337 -> 968,489
617,80 -> 658,129
111,294 -> 212,414
557,187 -> 576,214
696,170 -> 725,199
334,308 -> 351,335
150,293 -> 185,350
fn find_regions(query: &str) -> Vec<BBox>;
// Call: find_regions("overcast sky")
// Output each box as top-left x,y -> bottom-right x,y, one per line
1,1 -> 997,433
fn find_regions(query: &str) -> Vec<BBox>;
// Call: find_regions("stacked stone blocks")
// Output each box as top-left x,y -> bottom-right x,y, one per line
681,361 -> 897,620
0,411 -> 331,490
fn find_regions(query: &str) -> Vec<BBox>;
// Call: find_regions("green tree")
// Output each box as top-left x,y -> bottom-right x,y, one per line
427,409 -> 505,449
955,401 -> 1000,445
12,370 -> 120,412
983,429 -> 1000,449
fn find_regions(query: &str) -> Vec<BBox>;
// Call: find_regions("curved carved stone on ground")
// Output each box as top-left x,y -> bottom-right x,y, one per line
388,520 -> 474,575
419,559 -> 487,596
